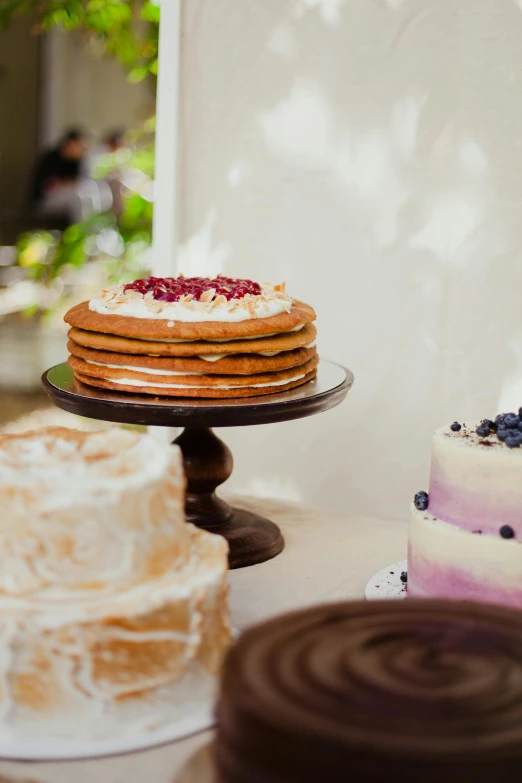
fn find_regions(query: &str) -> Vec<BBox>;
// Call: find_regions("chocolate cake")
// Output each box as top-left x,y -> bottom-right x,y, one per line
215,599 -> 522,782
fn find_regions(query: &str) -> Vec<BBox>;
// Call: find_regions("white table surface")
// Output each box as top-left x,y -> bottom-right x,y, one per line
0,496 -> 406,783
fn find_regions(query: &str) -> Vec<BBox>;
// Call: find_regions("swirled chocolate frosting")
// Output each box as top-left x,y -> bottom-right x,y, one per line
214,600 -> 522,782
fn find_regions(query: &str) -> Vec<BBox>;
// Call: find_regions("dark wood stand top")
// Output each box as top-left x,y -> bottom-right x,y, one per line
42,361 -> 353,569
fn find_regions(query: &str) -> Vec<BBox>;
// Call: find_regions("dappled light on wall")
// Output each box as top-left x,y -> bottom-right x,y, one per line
180,0 -> 522,520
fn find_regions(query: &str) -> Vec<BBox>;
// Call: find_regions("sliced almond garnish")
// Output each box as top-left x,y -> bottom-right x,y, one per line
199,288 -> 216,303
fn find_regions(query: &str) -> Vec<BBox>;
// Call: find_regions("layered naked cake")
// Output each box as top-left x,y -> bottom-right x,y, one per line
64,276 -> 318,398
215,599 -> 522,782
409,413 -> 522,606
0,427 -> 230,737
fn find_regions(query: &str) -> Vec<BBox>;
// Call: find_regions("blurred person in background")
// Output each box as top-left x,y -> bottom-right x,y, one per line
31,129 -> 112,226
86,128 -> 126,171
105,129 -> 126,155
86,128 -> 128,216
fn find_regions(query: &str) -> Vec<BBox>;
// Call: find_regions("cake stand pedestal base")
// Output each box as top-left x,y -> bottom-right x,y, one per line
174,427 -> 284,569
42,360 -> 353,570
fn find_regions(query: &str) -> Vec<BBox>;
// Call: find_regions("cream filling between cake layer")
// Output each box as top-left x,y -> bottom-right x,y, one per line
136,324 -> 307,343
89,282 -> 293,322
198,354 -> 229,362
86,360 -> 204,376
107,373 -> 307,390
197,350 -> 284,362
170,338 -> 315,361
85,341 -> 317,369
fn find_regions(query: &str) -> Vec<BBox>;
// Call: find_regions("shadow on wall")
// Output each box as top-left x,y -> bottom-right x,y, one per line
178,0 -> 522,519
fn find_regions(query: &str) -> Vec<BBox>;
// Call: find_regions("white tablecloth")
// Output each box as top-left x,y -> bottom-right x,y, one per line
0,496 -> 406,783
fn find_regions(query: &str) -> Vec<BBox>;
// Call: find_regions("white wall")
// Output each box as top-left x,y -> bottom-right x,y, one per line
178,0 -> 522,521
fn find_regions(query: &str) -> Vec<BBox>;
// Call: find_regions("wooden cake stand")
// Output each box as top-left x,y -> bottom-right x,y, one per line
42,360 -> 353,569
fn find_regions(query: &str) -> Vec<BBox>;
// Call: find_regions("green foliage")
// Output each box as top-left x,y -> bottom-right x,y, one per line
16,135 -> 155,290
1,0 -> 159,316
0,0 -> 159,80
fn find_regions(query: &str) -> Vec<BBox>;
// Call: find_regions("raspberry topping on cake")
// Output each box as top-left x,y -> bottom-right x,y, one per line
124,276 -> 262,303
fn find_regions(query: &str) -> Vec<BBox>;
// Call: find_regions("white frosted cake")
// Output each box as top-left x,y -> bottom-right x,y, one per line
409,414 -> 522,607
0,427 -> 230,737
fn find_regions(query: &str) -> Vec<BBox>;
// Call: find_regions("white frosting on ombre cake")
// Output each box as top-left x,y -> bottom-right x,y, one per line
429,421 -> 522,535
409,505 -> 522,607
408,419 -> 522,608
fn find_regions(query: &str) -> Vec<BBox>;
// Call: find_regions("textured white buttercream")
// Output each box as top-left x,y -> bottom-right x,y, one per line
0,428 -> 188,595
0,526 -> 230,740
0,428 -> 231,739
0,427 -> 170,504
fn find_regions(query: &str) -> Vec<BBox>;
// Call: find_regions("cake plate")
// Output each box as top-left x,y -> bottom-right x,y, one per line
0,681 -> 214,762
42,360 -> 353,569
365,560 -> 408,600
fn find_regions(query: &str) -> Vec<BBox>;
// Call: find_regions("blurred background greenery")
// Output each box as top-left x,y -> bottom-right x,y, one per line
15,127 -> 155,317
0,0 -> 159,76
0,0 -> 159,414
0,0 -> 159,320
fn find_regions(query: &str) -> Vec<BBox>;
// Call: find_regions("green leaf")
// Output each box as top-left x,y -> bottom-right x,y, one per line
68,241 -> 88,267
128,65 -> 148,83
21,304 -> 40,319
141,1 -> 160,23
62,224 -> 84,244
0,0 -> 159,77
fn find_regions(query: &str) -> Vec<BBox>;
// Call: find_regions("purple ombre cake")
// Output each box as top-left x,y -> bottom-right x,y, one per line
408,417 -> 522,608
